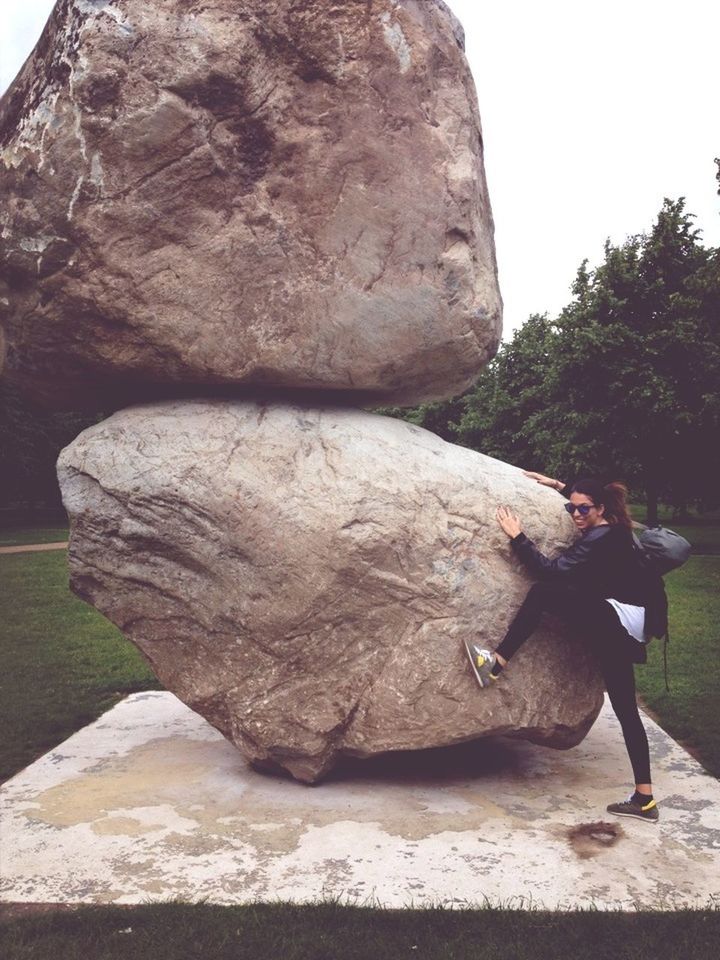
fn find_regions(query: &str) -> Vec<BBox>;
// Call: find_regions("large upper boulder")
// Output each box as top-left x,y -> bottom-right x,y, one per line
58,400 -> 604,782
1,0 -> 501,408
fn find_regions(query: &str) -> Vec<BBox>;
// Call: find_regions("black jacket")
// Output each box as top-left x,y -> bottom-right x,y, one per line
511,519 -> 668,639
510,524 -> 650,605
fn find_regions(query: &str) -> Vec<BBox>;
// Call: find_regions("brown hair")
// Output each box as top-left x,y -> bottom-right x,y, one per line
570,478 -> 633,529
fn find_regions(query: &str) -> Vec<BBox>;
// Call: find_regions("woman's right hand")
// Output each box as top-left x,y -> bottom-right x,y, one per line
523,470 -> 563,491
496,505 -> 523,539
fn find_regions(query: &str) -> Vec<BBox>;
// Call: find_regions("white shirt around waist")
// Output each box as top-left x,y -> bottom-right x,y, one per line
606,599 -> 646,643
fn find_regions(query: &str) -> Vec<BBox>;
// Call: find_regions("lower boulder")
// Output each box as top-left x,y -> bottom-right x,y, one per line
58,400 -> 604,782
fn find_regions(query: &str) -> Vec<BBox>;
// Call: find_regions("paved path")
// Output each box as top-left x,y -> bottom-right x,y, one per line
1,692 -> 718,910
0,542 -> 68,554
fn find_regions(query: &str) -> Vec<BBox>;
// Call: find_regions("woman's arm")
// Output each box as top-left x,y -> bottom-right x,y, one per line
523,470 -> 570,497
510,530 -> 603,580
496,505 -> 610,580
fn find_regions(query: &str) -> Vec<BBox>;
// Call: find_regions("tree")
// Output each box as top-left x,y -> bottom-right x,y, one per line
380,197 -> 719,524
377,313 -> 561,470
372,394 -> 467,444
453,313 -> 558,468
529,198 -> 719,523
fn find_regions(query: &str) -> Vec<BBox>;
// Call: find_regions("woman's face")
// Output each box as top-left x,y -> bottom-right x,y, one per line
567,492 -> 606,532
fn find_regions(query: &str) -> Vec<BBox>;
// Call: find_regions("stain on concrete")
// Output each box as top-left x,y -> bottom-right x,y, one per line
566,821 -> 623,859
24,734 -> 524,855
92,816 -> 166,837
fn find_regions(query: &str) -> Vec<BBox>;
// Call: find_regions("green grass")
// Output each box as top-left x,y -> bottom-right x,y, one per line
0,526 -> 69,547
635,556 -> 720,777
617,502 -> 720,765
1,902 -> 719,960
0,551 -> 161,782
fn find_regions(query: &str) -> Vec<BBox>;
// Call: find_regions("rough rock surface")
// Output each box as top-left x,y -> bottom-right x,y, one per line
1,0 -> 501,408
58,400 -> 603,783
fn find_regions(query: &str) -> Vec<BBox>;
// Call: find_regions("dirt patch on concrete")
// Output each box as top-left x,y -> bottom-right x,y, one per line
566,821 -> 624,859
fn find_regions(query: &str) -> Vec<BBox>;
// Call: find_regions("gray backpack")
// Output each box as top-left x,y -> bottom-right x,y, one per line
632,525 -> 691,692
633,526 -> 692,576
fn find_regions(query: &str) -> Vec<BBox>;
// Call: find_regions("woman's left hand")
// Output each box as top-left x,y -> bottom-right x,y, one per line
496,505 -> 523,539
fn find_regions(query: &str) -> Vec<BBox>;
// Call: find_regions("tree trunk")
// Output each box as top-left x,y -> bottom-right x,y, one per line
646,485 -> 659,526
672,503 -> 690,522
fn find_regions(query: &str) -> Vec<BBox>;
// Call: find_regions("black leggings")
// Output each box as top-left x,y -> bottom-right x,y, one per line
496,582 -> 651,785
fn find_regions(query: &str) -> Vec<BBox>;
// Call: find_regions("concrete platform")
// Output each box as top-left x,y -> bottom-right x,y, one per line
1,692 -> 718,910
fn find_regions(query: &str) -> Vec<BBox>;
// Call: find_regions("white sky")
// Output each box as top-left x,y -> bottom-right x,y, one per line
1,0 -> 719,336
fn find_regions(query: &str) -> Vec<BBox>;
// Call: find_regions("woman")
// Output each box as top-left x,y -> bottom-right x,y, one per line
465,471 -> 662,823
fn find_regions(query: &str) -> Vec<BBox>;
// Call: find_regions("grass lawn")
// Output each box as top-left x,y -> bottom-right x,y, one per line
1,901 -> 719,960
635,556 -> 720,776
0,551 -> 161,782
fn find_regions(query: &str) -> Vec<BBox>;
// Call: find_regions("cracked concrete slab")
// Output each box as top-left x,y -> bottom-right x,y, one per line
1,692 -> 718,910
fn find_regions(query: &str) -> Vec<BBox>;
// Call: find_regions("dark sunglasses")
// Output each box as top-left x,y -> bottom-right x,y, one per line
564,502 -> 596,516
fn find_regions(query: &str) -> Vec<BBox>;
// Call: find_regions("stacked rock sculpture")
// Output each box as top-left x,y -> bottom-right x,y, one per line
1,0 -> 603,781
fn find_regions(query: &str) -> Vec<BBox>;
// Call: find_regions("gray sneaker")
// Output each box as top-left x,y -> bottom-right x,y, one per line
606,794 -> 659,822
463,640 -> 499,688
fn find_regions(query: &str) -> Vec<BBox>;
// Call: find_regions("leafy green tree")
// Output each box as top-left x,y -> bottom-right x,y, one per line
372,395 -> 467,443
380,197 -> 719,524
529,198 -> 719,523
377,313 -> 560,468
453,313 -> 558,467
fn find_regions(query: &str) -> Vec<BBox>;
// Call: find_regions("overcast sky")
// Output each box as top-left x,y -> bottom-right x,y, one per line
2,0 -> 718,336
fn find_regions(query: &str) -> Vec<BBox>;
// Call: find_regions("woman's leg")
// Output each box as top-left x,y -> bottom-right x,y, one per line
494,581 -> 585,663
485,586 -> 655,814
495,586 -> 652,788
583,603 -> 652,788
